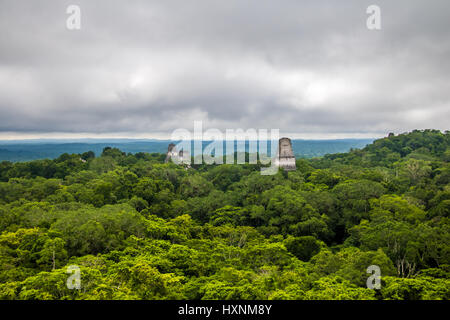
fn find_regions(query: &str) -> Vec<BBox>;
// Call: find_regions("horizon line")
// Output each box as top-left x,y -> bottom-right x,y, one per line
0,132 -> 389,141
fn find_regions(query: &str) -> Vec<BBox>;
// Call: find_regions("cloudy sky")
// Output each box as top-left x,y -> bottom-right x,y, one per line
0,0 -> 449,139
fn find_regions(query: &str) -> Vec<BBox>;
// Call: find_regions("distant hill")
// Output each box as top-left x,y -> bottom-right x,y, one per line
323,129 -> 450,166
291,139 -> 373,158
0,141 -> 171,162
0,139 -> 374,162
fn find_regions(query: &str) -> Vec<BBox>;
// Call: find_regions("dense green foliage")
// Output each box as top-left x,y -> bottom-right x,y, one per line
0,130 -> 448,300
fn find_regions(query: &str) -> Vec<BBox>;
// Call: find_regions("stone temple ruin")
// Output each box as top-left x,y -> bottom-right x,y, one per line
165,143 -> 177,163
276,137 -> 297,171
165,143 -> 190,167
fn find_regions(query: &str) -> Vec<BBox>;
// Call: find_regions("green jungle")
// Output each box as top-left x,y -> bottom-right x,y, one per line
0,129 -> 448,300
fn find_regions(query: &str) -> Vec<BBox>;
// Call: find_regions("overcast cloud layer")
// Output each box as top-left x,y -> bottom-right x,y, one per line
0,0 -> 449,139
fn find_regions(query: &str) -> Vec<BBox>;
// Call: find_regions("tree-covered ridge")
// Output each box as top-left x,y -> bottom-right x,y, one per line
0,130 -> 448,300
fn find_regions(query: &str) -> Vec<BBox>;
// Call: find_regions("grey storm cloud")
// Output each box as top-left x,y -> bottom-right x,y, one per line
0,0 -> 449,138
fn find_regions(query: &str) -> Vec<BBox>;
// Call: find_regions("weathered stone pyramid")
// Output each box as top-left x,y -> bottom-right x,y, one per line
277,137 -> 296,171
